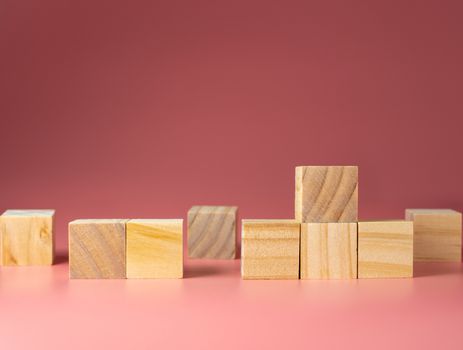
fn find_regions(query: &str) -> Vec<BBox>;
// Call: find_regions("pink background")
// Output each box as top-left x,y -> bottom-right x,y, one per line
2,0 -> 463,253
1,1 -> 463,349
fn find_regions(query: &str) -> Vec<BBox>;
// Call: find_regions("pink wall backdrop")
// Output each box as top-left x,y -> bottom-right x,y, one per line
1,0 -> 463,253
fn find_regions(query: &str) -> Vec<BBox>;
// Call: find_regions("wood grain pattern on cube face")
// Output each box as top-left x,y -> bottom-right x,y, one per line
0,210 -> 55,266
69,219 -> 127,279
358,221 -> 413,278
127,219 -> 183,279
300,223 -> 357,279
188,206 -> 237,259
241,220 -> 300,280
295,166 -> 358,223
406,209 -> 462,262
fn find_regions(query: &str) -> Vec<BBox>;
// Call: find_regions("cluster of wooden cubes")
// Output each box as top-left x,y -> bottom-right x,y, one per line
1,172 -> 460,281
241,166 -> 462,280
0,210 -> 55,266
69,219 -> 183,279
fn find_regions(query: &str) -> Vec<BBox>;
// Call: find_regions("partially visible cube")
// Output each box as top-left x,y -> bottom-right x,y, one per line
241,220 -> 300,280
358,220 -> 413,278
295,166 -> 358,223
188,206 -> 237,259
406,209 -> 462,262
301,222 -> 357,279
126,219 -> 183,279
0,210 -> 55,266
69,219 -> 127,279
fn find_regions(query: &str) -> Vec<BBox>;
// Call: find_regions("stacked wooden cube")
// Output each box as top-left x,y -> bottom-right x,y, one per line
241,165 -> 462,280
297,166 -> 360,279
69,219 -> 183,279
297,165 -> 414,279
241,166 -> 362,280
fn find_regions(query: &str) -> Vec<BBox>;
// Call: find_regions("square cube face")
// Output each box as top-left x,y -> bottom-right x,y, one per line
301,223 -> 357,279
358,221 -> 413,278
0,210 -> 55,266
241,220 -> 300,280
406,209 -> 462,262
126,219 -> 183,279
69,219 -> 127,279
188,206 -> 237,259
295,166 -> 358,223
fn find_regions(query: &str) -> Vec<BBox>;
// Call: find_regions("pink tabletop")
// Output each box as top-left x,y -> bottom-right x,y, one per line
0,257 -> 462,350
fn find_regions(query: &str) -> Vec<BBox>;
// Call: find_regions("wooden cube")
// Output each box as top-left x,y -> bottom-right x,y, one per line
0,210 -> 55,266
188,206 -> 237,259
405,209 -> 462,262
69,219 -> 127,279
301,223 -> 357,279
126,219 -> 183,279
358,220 -> 413,278
241,220 -> 300,280
295,166 -> 358,223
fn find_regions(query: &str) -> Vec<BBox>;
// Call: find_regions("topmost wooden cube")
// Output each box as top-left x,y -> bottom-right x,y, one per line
188,206 -> 237,259
295,166 -> 358,223
0,209 -> 55,266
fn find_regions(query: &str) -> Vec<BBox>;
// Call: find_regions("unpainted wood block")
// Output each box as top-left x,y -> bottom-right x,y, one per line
0,210 -> 55,266
358,220 -> 413,278
301,223 -> 357,279
405,209 -> 462,262
241,220 -> 300,280
69,219 -> 127,279
295,166 -> 358,223
188,206 -> 237,259
127,219 -> 183,279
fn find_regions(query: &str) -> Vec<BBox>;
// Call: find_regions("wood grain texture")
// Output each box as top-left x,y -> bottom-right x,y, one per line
0,210 -> 55,266
127,219 -> 183,279
405,209 -> 462,262
69,219 -> 127,279
295,166 -> 358,223
241,220 -> 300,280
301,223 -> 357,279
358,220 -> 413,278
188,206 -> 237,259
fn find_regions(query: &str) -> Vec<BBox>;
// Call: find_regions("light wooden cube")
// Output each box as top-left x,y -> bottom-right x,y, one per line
241,220 -> 300,280
69,219 -> 127,279
188,206 -> 237,259
126,219 -> 183,279
295,166 -> 358,223
301,223 -> 357,279
405,209 -> 462,262
0,210 -> 55,266
358,220 -> 413,278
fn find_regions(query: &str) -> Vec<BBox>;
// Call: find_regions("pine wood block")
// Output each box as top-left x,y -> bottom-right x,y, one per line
405,209 -> 462,262
358,220 -> 413,278
295,166 -> 358,223
69,219 -> 127,279
127,219 -> 183,279
0,210 -> 55,266
241,220 -> 300,280
188,206 -> 237,259
301,223 -> 357,279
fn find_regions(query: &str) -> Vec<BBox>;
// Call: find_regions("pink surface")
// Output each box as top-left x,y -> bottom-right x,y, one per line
1,1 -> 463,349
0,260 -> 462,349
